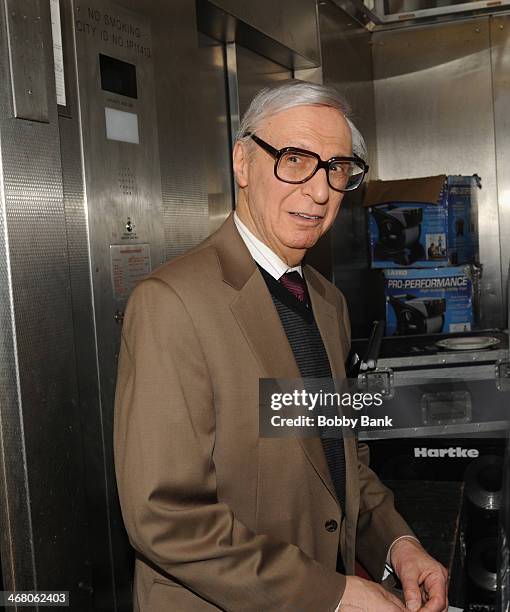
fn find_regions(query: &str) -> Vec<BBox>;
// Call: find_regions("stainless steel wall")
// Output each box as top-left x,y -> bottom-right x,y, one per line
372,18 -> 504,328
59,0 -> 115,604
150,0 -> 211,260
198,0 -> 320,69
491,14 -> 510,321
62,0 -> 161,607
0,0 -> 92,606
207,0 -> 320,65
198,33 -> 234,233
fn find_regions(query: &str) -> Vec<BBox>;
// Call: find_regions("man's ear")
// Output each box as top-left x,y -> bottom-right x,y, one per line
233,141 -> 249,188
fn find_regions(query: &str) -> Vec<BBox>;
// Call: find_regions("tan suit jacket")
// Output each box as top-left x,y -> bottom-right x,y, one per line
114,214 -> 414,611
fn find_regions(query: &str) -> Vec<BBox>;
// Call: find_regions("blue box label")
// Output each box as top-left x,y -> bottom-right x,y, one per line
384,267 -> 474,336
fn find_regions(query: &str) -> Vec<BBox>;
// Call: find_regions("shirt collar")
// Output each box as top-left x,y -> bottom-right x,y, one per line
233,212 -> 303,281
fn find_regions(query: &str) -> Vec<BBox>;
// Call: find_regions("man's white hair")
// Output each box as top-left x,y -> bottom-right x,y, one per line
236,79 -> 367,160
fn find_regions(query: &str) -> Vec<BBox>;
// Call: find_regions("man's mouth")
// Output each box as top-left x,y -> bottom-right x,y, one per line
290,212 -> 324,221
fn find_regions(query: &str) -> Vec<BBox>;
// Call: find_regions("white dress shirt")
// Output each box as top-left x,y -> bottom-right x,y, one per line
233,211 -> 418,610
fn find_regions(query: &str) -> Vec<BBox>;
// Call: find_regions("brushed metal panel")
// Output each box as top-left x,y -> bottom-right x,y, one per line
73,0 -> 165,273
149,0 -> 210,259
59,1 -> 122,606
235,45 -> 292,117
0,0 -> 92,604
201,0 -> 320,66
226,42 -> 240,147
198,33 -> 234,233
4,0 -> 49,122
373,19 -> 503,329
491,15 -> 510,325
59,116 -> 117,610
72,1 -> 169,608
319,1 -> 379,337
0,4 -> 36,577
0,149 -> 36,593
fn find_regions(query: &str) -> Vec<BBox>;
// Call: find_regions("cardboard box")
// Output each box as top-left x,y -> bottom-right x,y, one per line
383,267 -> 475,336
365,175 -> 479,268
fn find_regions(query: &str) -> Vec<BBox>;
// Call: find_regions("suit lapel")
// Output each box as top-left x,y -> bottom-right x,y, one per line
207,215 -> 298,379
230,271 -> 300,380
210,215 -> 352,507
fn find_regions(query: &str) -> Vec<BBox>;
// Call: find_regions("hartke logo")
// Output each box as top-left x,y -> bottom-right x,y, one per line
414,447 -> 479,458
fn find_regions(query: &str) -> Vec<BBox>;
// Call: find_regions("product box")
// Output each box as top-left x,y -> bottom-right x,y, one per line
365,175 -> 479,268
384,267 -> 475,336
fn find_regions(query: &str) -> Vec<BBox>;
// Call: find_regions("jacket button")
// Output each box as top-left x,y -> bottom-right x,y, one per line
325,519 -> 338,532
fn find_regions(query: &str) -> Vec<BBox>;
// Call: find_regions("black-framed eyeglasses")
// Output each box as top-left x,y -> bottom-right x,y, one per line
246,133 -> 369,193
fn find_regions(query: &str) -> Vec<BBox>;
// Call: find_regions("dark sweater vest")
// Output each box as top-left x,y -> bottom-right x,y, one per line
258,268 -> 347,513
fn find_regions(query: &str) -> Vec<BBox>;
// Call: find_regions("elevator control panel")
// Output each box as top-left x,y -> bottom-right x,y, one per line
73,0 -> 164,312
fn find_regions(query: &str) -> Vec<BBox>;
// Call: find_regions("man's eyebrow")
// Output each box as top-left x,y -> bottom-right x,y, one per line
288,142 -> 326,152
288,142 -> 353,157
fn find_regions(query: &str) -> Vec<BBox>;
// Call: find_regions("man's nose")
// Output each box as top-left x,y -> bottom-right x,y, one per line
302,167 -> 330,204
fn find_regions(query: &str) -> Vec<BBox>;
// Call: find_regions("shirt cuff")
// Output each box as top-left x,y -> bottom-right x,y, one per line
386,535 -> 421,567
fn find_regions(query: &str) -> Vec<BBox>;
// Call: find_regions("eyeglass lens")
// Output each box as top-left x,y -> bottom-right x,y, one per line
276,150 -> 365,191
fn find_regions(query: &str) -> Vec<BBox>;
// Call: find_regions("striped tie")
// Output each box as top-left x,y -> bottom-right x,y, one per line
280,271 -> 307,304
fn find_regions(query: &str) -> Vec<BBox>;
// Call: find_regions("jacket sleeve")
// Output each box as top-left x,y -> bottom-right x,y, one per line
335,290 -> 416,581
114,277 -> 345,611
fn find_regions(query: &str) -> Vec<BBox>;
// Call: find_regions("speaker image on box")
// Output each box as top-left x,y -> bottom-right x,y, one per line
372,206 -> 425,265
389,293 -> 446,335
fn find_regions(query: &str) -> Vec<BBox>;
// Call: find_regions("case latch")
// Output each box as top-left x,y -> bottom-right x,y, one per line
358,368 -> 394,398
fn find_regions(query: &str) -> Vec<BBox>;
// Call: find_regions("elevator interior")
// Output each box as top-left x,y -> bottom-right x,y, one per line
0,0 -> 509,609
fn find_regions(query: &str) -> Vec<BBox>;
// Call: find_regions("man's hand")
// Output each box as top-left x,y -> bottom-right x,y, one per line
339,575 -> 406,611
390,538 -> 449,612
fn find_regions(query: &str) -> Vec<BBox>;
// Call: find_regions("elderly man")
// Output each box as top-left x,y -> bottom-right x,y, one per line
114,80 -> 448,611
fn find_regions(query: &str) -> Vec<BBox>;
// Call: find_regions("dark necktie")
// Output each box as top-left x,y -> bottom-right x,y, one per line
274,268 -> 346,572
280,269 -> 346,513
280,271 -> 307,304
